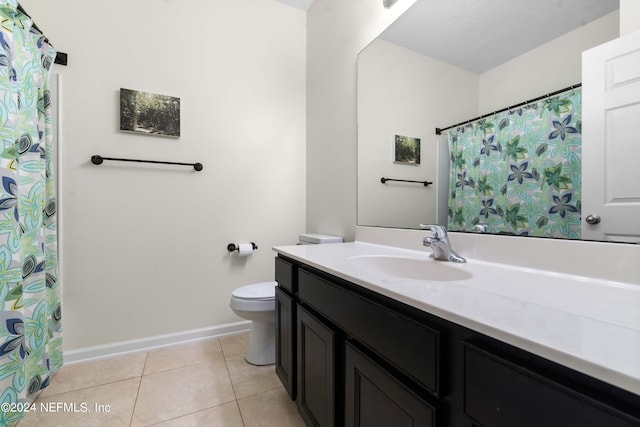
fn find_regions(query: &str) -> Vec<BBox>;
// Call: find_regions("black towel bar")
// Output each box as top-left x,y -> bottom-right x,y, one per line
380,177 -> 432,187
91,155 -> 203,171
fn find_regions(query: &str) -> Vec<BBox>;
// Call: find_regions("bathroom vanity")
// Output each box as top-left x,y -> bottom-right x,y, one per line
273,241 -> 640,427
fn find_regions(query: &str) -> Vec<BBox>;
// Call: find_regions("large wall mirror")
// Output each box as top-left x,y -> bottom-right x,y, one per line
356,0 -> 637,243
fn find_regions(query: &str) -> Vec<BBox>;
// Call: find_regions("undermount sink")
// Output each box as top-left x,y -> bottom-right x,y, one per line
347,255 -> 473,281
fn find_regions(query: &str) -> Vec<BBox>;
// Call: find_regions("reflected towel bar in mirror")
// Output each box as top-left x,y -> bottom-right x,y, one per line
381,177 -> 432,187
91,155 -> 203,171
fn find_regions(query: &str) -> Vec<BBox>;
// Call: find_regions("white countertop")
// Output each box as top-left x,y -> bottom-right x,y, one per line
273,241 -> 640,396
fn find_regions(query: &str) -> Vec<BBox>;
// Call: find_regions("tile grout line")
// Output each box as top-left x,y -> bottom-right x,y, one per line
223,352 -> 246,426
35,376 -> 142,400
136,337 -> 227,377
128,351 -> 149,427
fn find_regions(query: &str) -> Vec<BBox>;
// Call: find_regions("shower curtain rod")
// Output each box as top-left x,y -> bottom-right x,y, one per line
435,83 -> 581,135
16,3 -> 68,66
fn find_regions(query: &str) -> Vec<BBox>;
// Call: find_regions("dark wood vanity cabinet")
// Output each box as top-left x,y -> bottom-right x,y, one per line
274,255 -> 640,427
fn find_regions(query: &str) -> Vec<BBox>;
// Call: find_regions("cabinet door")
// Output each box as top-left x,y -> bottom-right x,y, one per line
345,342 -> 436,427
297,305 -> 335,427
464,342 -> 640,427
275,287 -> 295,399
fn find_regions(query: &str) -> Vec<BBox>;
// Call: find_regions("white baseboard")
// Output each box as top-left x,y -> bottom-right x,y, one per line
63,321 -> 251,365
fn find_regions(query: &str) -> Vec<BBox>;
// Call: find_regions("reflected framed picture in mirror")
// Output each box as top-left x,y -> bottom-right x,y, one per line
394,134 -> 420,165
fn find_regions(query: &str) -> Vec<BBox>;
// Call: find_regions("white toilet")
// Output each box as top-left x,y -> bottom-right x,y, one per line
229,233 -> 343,365
230,281 -> 277,365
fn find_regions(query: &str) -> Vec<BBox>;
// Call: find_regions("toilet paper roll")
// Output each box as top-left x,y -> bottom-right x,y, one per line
237,243 -> 254,257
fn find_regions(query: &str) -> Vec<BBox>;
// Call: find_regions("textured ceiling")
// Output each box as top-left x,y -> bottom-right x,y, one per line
380,0 -> 619,73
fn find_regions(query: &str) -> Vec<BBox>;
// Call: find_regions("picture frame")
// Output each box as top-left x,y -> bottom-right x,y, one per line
393,134 -> 421,165
120,88 -> 180,138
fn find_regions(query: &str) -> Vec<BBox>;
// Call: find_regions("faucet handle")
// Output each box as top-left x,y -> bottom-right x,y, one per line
419,224 -> 448,238
472,224 -> 487,233
419,223 -> 437,229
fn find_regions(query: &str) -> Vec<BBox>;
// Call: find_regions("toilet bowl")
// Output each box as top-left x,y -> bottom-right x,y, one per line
229,281 -> 277,365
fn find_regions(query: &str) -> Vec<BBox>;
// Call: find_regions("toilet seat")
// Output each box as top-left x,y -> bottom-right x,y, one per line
232,281 -> 276,300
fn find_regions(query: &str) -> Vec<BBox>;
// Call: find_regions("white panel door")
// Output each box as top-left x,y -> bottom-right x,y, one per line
582,31 -> 640,243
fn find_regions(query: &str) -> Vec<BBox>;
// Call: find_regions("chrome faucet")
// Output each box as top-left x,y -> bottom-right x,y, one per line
420,224 -> 466,263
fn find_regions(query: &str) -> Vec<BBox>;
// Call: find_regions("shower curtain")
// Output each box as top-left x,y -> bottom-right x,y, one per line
447,88 -> 582,239
0,1 -> 61,425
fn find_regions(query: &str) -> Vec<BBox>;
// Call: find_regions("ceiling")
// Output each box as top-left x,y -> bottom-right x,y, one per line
379,0 -> 619,73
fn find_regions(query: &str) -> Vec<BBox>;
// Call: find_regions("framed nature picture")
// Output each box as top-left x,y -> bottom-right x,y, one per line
394,134 -> 420,165
120,88 -> 180,138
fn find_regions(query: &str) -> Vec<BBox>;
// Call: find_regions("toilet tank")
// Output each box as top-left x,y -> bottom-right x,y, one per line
298,233 -> 343,245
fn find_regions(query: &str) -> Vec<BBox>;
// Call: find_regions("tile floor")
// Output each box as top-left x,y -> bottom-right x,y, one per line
17,332 -> 305,427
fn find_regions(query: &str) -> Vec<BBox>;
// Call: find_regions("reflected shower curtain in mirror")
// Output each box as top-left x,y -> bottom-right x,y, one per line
447,88 -> 582,239
0,1 -> 61,425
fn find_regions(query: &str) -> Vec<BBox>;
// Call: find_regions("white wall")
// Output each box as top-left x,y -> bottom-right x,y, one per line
479,11 -> 619,113
357,39 -> 478,228
306,0 -> 417,241
22,0 -> 307,350
620,0 -> 640,35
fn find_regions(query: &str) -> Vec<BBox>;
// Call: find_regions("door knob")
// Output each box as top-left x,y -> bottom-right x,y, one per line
585,214 -> 601,225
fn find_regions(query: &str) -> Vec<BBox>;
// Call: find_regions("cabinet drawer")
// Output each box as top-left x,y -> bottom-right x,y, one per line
464,342 -> 640,427
299,269 -> 440,396
275,257 -> 295,292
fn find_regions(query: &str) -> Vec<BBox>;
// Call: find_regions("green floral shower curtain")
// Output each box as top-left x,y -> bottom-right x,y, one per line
0,1 -> 61,425
447,88 -> 582,239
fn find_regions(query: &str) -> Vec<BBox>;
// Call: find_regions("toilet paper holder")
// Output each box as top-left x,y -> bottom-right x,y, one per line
227,242 -> 258,253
